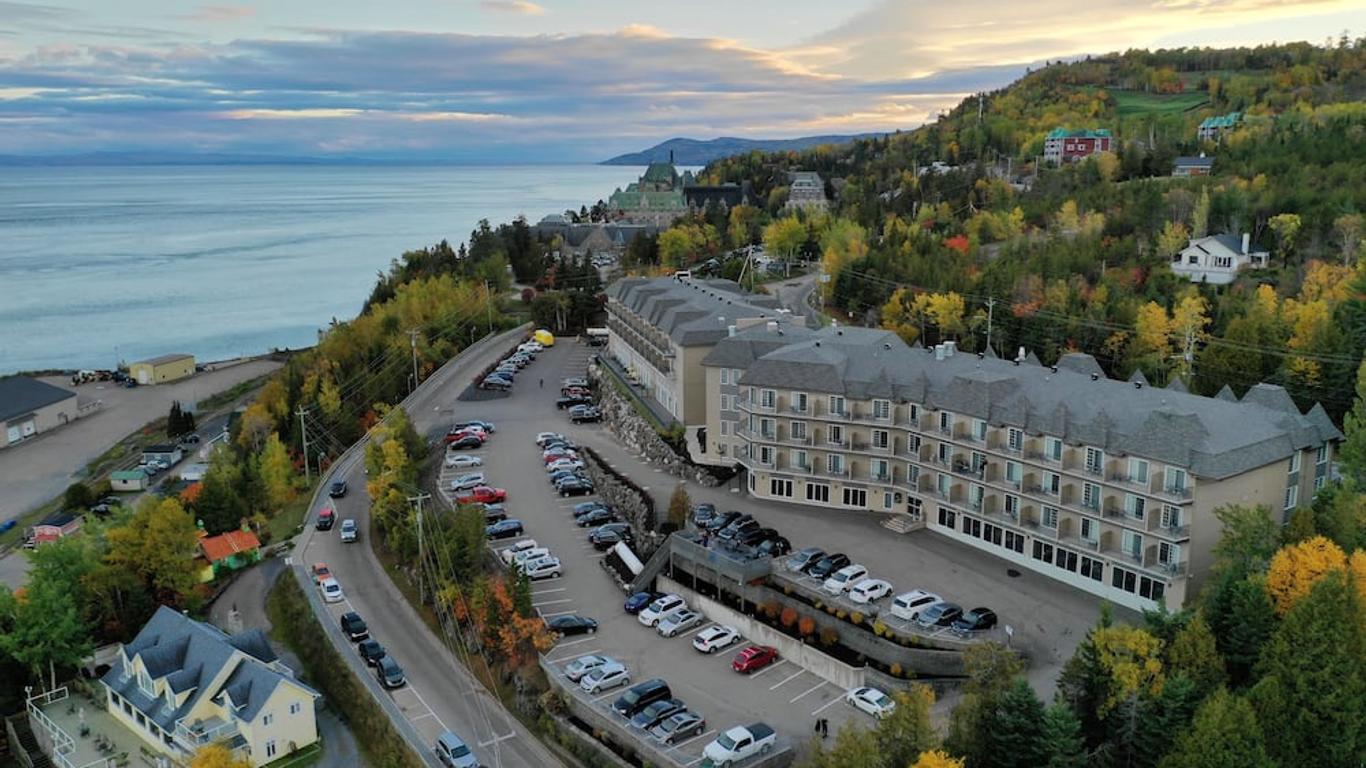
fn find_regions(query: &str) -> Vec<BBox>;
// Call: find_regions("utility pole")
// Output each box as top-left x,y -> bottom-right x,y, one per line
296,406 -> 312,481
483,281 -> 494,334
985,297 -> 996,356
408,329 -> 421,393
410,492 -> 432,598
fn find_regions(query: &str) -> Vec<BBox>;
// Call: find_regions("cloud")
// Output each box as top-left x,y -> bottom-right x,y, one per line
479,0 -> 545,15
179,5 -> 256,23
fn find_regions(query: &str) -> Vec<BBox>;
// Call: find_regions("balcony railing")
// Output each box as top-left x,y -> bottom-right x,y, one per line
792,462 -> 813,474
825,437 -> 851,449
850,440 -> 869,452
870,471 -> 892,484
175,716 -> 239,749
952,461 -> 985,480
786,404 -> 808,416
1107,472 -> 1150,491
1158,484 -> 1192,501
825,465 -> 849,478
786,433 -> 812,446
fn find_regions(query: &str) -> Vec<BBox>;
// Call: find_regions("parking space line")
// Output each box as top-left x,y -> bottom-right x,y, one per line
539,609 -> 578,617
548,647 -> 601,662
748,659 -> 789,679
672,729 -> 716,749
811,695 -> 845,717
551,636 -> 595,649
405,685 -> 449,731
478,732 -> 517,748
410,712 -> 439,723
768,669 -> 804,690
532,598 -> 574,607
591,690 -> 619,703
790,681 -> 828,703
531,586 -> 566,595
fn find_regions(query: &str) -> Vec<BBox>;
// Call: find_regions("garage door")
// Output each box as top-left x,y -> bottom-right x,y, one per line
21,419 -> 35,437
6,425 -> 18,444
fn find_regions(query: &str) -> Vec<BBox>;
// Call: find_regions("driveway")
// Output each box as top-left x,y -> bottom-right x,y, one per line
0,358 -> 281,524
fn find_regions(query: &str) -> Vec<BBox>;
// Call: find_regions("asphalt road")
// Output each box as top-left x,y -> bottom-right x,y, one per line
296,328 -> 564,768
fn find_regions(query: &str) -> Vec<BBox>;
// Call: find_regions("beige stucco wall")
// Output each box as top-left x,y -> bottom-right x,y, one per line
238,684 -> 318,767
130,356 -> 195,385
2,396 -> 77,448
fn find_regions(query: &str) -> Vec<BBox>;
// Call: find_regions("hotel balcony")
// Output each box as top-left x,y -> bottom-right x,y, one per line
1156,484 -> 1194,503
175,715 -> 240,752
869,467 -> 893,484
1107,472 -> 1152,493
952,459 -> 985,481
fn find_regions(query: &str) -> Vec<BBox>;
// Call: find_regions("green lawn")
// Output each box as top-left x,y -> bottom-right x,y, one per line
1112,90 -> 1208,117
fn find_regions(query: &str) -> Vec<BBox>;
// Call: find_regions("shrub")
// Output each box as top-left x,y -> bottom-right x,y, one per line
783,585 -> 793,596
889,662 -> 903,678
521,287 -> 536,304
761,601 -> 781,620
798,616 -> 816,637
850,611 -> 864,625
813,600 -> 823,610
818,626 -> 840,647
872,620 -> 888,637
835,610 -> 847,620
780,607 -> 798,628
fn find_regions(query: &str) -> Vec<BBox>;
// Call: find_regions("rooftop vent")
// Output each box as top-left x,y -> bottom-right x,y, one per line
883,343 -> 892,350
766,321 -> 778,333
1134,381 -> 1143,389
1050,365 -> 1058,373
935,345 -> 946,361
728,325 -> 736,337
943,341 -> 956,357
978,352 -> 985,360
1091,373 -> 1099,381
815,341 -> 821,347
837,329 -> 844,336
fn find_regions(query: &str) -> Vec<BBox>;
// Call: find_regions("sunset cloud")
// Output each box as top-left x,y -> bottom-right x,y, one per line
479,0 -> 545,15
179,5 -> 256,23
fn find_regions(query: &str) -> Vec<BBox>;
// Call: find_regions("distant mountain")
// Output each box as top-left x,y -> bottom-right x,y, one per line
0,152 -> 345,166
602,135 -> 881,166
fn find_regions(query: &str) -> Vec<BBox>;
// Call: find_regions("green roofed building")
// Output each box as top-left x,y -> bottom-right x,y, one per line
608,161 -> 693,225
1198,112 -> 1242,142
1043,128 -> 1114,164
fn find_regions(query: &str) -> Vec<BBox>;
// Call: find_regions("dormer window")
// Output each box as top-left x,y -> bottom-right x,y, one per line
137,666 -> 154,697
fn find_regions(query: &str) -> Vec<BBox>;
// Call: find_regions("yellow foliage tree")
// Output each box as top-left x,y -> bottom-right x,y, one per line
911,750 -> 966,768
235,402 -> 275,454
1132,302 -> 1172,362
1170,294 -> 1211,344
818,218 -> 868,300
925,292 -> 967,339
881,287 -> 920,345
1252,284 -> 1280,321
1265,535 -> 1348,615
1298,260 -> 1352,304
257,433 -> 298,514
1156,221 -> 1190,261
1093,626 -> 1165,715
1055,200 -> 1081,232
1092,151 -> 1119,183
1351,550 -> 1366,606
190,744 -> 252,768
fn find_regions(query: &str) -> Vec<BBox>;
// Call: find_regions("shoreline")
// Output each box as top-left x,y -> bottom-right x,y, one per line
6,347 -> 311,381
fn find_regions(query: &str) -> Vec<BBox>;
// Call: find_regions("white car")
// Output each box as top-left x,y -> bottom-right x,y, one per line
546,458 -> 585,473
319,577 -> 344,604
580,663 -> 629,693
657,609 -> 703,638
847,686 -> 897,719
848,578 -> 893,605
449,472 -> 487,491
519,342 -> 544,353
564,654 -> 613,682
692,625 -> 740,654
638,594 -> 687,627
890,590 -> 942,621
521,556 -> 563,580
823,564 -> 869,595
499,539 -> 540,564
339,519 -> 359,543
535,432 -> 564,446
511,547 -> 551,568
444,454 -> 484,469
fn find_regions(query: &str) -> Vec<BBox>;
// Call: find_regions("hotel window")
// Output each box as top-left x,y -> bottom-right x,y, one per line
760,389 -> 776,409
937,473 -> 952,497
1084,447 -> 1104,475
1042,506 -> 1059,529
138,668 -> 153,697
829,424 -> 845,445
906,434 -> 921,453
1165,467 -> 1188,494
1042,471 -> 1061,496
872,400 -> 891,420
939,507 -> 956,528
1122,530 -> 1143,559
1044,437 -> 1063,462
905,464 -> 920,486
793,392 -> 808,413
1124,494 -> 1146,521
1129,458 -> 1149,484
1004,530 -> 1025,553
1055,548 -> 1078,573
263,713 -> 274,726
842,487 -> 868,507
1007,428 -> 1023,452
829,395 -> 846,416
1080,555 -> 1104,582
1140,576 -> 1165,602
732,368 -> 742,383
1005,494 -> 1020,517
1111,567 -> 1138,594
1284,484 -> 1299,511
720,394 -> 730,411
937,443 -> 952,464
771,478 -> 793,497
1315,444 -> 1329,488
266,741 -> 277,759
1005,461 -> 1022,487
720,368 -> 729,385
760,417 -> 775,439
883,492 -> 894,510
1159,542 -> 1179,566
793,449 -> 808,470
1082,482 -> 1101,510
1160,504 -> 1181,530
720,421 -> 730,437
791,421 -> 808,441
971,451 -> 987,474
759,446 -> 774,465
939,412 -> 954,435
1080,517 -> 1097,543
872,459 -> 890,481
872,429 -> 890,449
970,419 -> 988,442
806,483 -> 830,503
968,484 -> 984,510
1032,541 -> 1053,564
908,403 -> 920,423
827,454 -> 845,474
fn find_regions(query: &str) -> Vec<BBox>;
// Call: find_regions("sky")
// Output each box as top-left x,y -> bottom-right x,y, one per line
0,0 -> 1357,162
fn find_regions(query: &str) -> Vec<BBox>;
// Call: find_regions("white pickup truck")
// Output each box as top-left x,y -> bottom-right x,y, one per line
703,723 -> 776,766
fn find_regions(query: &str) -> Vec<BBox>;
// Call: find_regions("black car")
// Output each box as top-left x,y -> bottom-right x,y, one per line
917,601 -> 964,628
573,500 -> 609,517
589,527 -> 632,550
485,519 -> 525,539
719,518 -> 759,542
546,615 -> 598,636
549,469 -> 586,485
808,553 -> 851,580
630,697 -> 686,730
691,503 -> 717,527
453,420 -> 496,434
339,612 -> 369,641
755,534 -> 792,558
576,508 -> 617,527
613,679 -> 672,718
951,607 -> 999,635
543,439 -> 577,452
624,591 -> 663,615
786,547 -> 826,573
448,435 -> 483,450
734,525 -> 773,547
376,656 -> 406,688
569,406 -> 602,424
556,395 -> 592,410
558,477 -> 595,497
480,376 -> 512,391
328,481 -> 348,498
649,711 -> 707,745
703,510 -> 742,533
482,504 -> 508,523
358,639 -> 386,666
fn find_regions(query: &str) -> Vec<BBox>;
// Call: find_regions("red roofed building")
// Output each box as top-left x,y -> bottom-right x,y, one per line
195,528 -> 262,582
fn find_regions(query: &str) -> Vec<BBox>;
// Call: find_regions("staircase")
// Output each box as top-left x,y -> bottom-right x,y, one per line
881,513 -> 923,535
6,714 -> 54,768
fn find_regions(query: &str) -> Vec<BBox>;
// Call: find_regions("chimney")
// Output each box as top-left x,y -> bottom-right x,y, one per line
935,344 -> 946,361
943,341 -> 956,357
1016,346 -> 1026,363
669,149 -> 675,164
727,325 -> 736,337
766,321 -> 778,333
1241,233 -> 1250,255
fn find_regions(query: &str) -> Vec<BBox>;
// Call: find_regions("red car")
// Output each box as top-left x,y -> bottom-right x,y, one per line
561,386 -> 591,397
444,429 -> 486,445
731,645 -> 779,674
543,452 -> 577,465
456,486 -> 506,505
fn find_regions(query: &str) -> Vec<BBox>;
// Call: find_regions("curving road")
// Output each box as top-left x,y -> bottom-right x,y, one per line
295,327 -> 564,768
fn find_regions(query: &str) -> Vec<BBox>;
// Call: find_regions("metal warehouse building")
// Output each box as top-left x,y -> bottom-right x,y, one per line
128,353 -> 195,385
0,376 -> 78,449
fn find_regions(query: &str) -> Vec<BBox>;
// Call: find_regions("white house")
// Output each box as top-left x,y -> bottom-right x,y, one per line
1171,233 -> 1268,285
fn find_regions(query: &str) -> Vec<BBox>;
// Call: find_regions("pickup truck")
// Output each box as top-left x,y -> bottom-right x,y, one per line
703,723 -> 775,766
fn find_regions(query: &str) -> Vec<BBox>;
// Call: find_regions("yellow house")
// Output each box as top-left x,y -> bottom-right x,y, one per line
102,606 -> 319,766
129,353 -> 196,385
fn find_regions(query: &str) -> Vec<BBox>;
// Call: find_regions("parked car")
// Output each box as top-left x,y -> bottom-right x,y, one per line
479,376 -> 512,391
434,731 -> 479,768
703,510 -> 742,533
624,591 -> 664,615
481,504 -> 507,522
589,526 -> 631,549
546,458 -> 585,473
917,601 -> 964,628
535,431 -> 565,446
572,500 -> 609,516
612,679 -> 672,718
717,514 -> 756,541
520,556 -> 563,581
358,639 -> 386,666
445,428 -> 486,444
691,503 -> 718,527
457,486 -> 507,505
692,625 -> 740,654
576,507 -> 616,527
846,686 -> 897,719
449,472 -> 487,491
649,711 -> 706,745
580,662 -> 629,693
556,395 -> 592,410
546,615 -> 598,637
951,607 -> 999,635
339,612 -> 369,641
564,654 -> 613,683
786,547 -> 826,573
754,534 -> 792,558
315,507 -> 335,531
569,406 -> 602,424
630,698 -> 686,730
444,454 -> 484,469
447,435 -> 483,450
703,723 -> 776,765
848,578 -> 893,604
562,377 -> 589,388
485,519 -> 524,540
328,480 -> 348,498
454,420 -> 496,434
657,610 -> 704,638
376,656 -> 406,688
548,468 -> 585,485
498,539 -> 540,564
891,590 -> 942,622
310,562 -> 331,584
561,386 -> 591,397
808,553 -> 851,580
638,594 -> 686,627
823,564 -> 869,595
734,526 -> 769,547
557,477 -> 595,497
319,577 -> 344,604
510,547 -> 551,568
731,645 -> 779,674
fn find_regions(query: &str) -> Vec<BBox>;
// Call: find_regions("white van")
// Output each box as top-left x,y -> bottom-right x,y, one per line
890,590 -> 942,621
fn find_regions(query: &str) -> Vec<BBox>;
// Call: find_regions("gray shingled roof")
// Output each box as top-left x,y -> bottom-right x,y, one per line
735,329 -> 1342,480
0,376 -> 76,423
608,277 -> 789,346
701,323 -> 820,368
102,606 -> 316,735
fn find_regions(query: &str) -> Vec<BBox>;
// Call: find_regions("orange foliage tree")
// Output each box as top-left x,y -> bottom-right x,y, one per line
1266,535 -> 1348,615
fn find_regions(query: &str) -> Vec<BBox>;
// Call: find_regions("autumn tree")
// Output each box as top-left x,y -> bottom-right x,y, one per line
912,751 -> 966,768
1264,534 -> 1348,615
875,685 -> 939,768
105,497 -> 201,607
727,204 -> 763,248
256,433 -> 298,516
1339,360 -> 1366,484
764,216 -> 808,276
881,287 -> 922,345
1165,612 -> 1226,695
1268,212 -> 1302,266
1130,301 -> 1172,373
1334,212 -> 1362,265
190,744 -> 252,768
1155,221 -> 1189,261
666,484 -> 690,530
819,218 -> 869,299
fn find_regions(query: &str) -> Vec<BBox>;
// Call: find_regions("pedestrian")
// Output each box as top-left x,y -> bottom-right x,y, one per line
814,718 -> 821,738
821,718 -> 829,739
539,377 -> 544,388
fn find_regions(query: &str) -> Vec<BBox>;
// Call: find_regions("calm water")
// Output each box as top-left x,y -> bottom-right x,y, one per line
0,164 -> 643,373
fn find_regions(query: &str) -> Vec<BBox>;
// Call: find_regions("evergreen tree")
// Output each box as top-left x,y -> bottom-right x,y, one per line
1166,613 -> 1227,696
1339,359 -> 1366,485
978,679 -> 1048,768
1251,572 -> 1365,768
1157,688 -> 1276,768
1039,702 -> 1086,768
1204,573 -> 1276,687
875,685 -> 939,768
193,451 -> 250,535
1056,613 -> 1112,748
